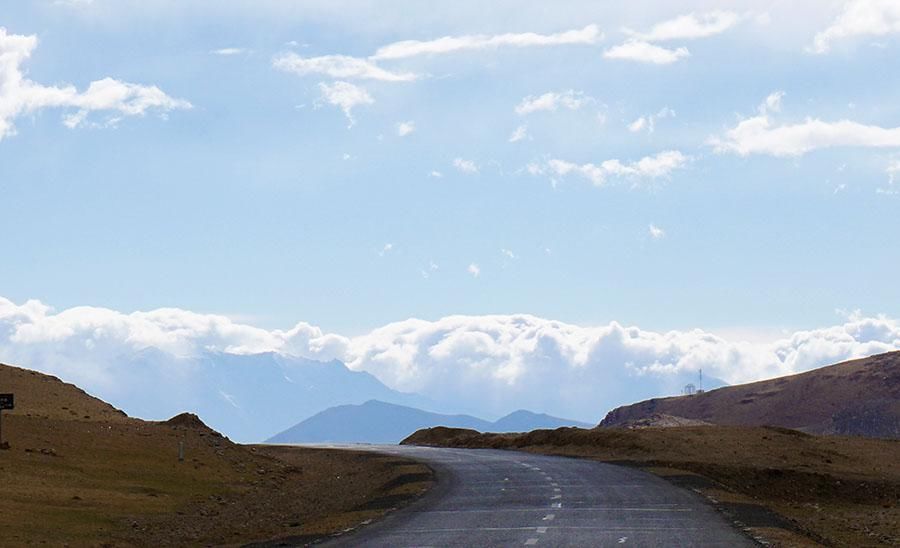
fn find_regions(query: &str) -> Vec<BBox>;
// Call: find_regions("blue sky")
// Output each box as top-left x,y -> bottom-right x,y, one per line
2,0 -> 900,338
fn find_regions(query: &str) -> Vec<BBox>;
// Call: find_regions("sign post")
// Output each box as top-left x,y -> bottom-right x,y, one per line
0,393 -> 14,449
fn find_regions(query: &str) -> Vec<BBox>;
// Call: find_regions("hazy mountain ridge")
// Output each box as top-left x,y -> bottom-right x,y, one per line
599,351 -> 900,438
95,350 -> 433,442
267,400 -> 593,444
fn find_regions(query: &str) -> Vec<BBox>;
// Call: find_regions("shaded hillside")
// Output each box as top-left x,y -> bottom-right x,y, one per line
600,351 -> 900,438
267,401 -> 593,444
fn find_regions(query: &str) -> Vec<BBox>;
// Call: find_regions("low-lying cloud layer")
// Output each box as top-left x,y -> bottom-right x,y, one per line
1,296 -> 897,421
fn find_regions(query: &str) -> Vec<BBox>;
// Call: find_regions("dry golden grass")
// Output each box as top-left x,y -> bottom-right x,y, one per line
0,363 -> 432,546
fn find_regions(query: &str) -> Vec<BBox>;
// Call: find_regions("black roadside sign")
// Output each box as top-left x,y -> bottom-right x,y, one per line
0,394 -> 13,410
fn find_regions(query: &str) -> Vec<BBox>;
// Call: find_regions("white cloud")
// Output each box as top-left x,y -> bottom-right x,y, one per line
379,243 -> 394,256
0,28 -> 191,141
317,81 -> 373,127
710,93 -> 900,157
371,24 -> 603,60
605,11 -> 739,66
515,90 -> 591,115
453,158 -> 479,174
648,224 -> 666,239
348,313 -> 900,419
420,261 -> 440,279
509,124 -> 529,142
1,296 -> 898,422
501,248 -> 516,260
628,117 -> 648,133
429,170 -> 443,178
628,106 -> 675,133
535,150 -> 689,187
759,90 -> 785,114
396,120 -> 416,136
53,0 -> 94,6
273,52 -> 417,82
888,159 -> 900,182
628,11 -> 742,42
810,0 -> 900,53
603,40 -> 690,64
210,48 -> 249,56
880,159 -> 900,194
467,263 -> 481,277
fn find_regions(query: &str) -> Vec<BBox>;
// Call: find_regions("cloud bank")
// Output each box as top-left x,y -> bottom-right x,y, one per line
1,296 -> 898,421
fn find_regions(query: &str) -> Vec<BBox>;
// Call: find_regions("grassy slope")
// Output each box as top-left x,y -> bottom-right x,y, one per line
600,351 -> 900,438
404,425 -> 900,547
0,363 -> 432,546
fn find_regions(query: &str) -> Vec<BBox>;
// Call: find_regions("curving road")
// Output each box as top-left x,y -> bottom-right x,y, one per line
322,446 -> 755,547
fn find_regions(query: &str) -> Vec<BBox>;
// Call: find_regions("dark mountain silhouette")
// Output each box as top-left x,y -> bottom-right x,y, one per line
267,400 -> 593,444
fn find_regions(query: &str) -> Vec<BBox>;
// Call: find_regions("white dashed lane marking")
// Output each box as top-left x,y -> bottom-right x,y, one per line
525,539 -> 539,546
542,514 -> 555,521
536,527 -> 548,534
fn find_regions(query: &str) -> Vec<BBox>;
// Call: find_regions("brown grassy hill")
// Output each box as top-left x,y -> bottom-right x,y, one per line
600,351 -> 900,438
0,363 -> 432,545
0,362 -> 127,422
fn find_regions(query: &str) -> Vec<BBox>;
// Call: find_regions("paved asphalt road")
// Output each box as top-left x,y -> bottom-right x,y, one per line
322,445 -> 756,547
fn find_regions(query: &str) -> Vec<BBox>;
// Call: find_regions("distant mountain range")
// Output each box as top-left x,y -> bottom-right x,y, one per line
600,351 -> 900,438
98,349 -> 433,443
267,400 -> 593,444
